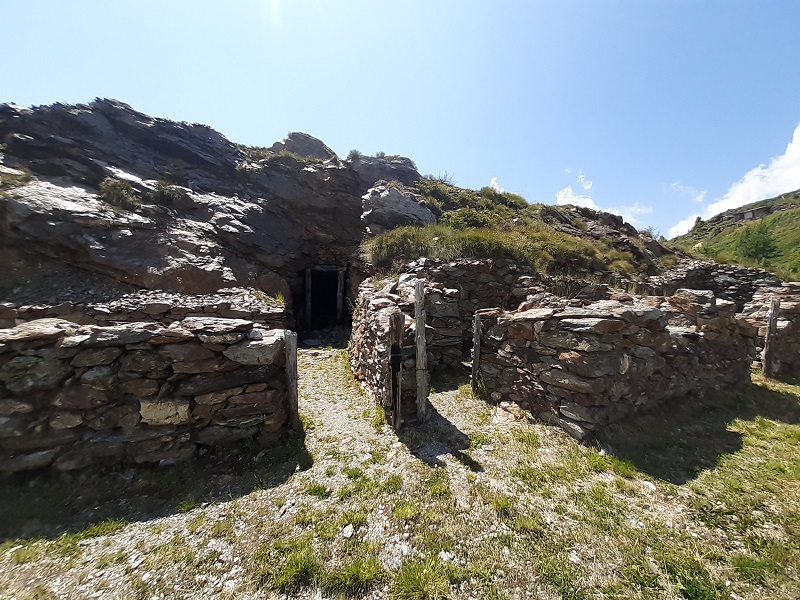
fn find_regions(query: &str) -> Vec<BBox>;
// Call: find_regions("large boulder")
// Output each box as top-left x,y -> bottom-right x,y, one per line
361,184 -> 436,234
269,132 -> 337,161
351,155 -> 420,193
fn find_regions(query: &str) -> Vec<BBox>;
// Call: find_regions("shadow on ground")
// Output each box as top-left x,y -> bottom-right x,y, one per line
398,370 -> 484,472
599,377 -> 800,485
0,429 -> 312,544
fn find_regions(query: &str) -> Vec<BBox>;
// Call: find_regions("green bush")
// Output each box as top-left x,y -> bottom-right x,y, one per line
99,177 -> 140,211
439,208 -> 498,229
737,221 -> 778,261
347,149 -> 363,161
145,180 -> 186,206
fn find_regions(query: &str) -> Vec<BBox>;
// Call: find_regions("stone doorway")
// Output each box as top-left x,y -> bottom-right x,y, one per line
302,266 -> 347,331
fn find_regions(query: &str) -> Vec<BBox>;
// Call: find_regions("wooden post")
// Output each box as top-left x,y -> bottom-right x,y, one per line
762,296 -> 780,378
471,313 -> 481,394
414,279 -> 429,422
336,269 -> 345,324
304,268 -> 312,330
285,331 -> 301,431
388,310 -> 405,431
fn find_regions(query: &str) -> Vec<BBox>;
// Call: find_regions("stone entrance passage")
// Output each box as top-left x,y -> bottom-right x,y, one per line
303,266 -> 347,330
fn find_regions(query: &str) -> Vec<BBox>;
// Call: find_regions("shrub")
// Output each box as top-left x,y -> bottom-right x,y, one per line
737,221 -> 778,261
375,150 -> 386,158
347,149 -> 363,161
99,177 -> 140,211
145,180 -> 186,206
439,208 -> 498,229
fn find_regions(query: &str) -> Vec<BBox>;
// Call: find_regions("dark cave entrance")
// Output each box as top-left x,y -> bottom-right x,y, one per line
299,266 -> 348,331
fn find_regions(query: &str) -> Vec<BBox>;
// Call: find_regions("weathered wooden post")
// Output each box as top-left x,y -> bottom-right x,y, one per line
388,310 -> 405,431
304,268 -> 312,329
285,331 -> 301,430
762,296 -> 780,378
414,279 -> 429,422
336,268 -> 345,324
471,312 -> 481,395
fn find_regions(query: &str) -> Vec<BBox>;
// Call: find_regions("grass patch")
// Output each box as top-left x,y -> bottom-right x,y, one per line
391,556 -> 450,600
392,499 -> 420,521
305,483 -> 332,499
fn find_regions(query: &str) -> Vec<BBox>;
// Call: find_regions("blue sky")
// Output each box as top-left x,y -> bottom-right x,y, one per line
3,0 -> 800,237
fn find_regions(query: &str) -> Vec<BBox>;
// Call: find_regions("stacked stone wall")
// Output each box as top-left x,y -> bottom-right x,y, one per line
0,288 -> 288,330
738,283 -> 800,377
477,290 -> 751,440
0,316 -> 293,473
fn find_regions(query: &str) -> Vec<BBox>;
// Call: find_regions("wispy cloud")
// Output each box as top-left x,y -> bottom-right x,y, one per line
555,184 -> 652,228
669,181 -> 707,204
577,169 -> 593,191
488,176 -> 504,194
669,124 -> 800,237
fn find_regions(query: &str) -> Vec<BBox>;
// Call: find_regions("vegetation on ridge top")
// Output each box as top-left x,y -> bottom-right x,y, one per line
362,176 -> 643,274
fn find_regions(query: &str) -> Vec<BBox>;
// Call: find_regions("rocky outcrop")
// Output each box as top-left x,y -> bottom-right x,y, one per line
0,99 -> 421,306
0,317 -> 294,473
361,184 -> 436,234
268,132 -> 337,160
350,155 -> 420,194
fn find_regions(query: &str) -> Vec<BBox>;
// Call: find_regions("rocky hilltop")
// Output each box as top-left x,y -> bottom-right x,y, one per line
0,99 -> 425,312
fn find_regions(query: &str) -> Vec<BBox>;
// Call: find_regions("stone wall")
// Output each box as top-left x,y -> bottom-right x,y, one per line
0,316 -> 294,473
476,289 -> 751,440
739,283 -> 800,377
0,288 -> 288,330
648,260 -> 781,310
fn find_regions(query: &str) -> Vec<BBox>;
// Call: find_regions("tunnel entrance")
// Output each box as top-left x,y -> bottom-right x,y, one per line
300,266 -> 348,331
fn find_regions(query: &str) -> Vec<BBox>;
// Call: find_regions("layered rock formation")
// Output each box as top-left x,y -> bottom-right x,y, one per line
0,99 -> 422,310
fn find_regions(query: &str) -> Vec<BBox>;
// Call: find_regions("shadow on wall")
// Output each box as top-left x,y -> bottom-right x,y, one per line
0,429 -> 312,544
598,377 -> 800,485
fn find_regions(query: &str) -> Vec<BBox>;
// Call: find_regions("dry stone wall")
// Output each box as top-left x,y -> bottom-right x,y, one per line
739,283 -> 800,377
0,288 -> 288,330
0,316 -> 293,473
477,289 -> 751,440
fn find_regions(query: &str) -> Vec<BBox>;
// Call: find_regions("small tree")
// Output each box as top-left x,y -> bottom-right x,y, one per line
737,221 -> 778,261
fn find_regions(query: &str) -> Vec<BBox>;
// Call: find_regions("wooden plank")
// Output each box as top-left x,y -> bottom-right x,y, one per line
336,269 -> 345,324
762,296 -> 780,378
304,268 -> 312,330
388,310 -> 405,431
284,331 -> 301,431
414,279 -> 428,422
471,312 -> 481,395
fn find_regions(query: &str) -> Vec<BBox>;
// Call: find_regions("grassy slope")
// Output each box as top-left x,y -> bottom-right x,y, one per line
362,178 -> 643,275
672,190 -> 800,281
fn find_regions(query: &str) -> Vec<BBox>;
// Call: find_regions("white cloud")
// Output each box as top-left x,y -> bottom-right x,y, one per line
669,182 -> 707,204
489,176 -> 504,194
669,124 -> 800,237
564,168 -> 572,175
556,185 -> 598,209
669,214 -> 701,238
577,169 -> 593,191
555,185 -> 652,228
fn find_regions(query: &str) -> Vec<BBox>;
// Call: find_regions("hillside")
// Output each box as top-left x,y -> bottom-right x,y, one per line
1,99 -> 677,319
671,190 -> 800,281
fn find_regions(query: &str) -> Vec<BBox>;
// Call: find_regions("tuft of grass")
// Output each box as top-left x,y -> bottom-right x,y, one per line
392,499 -> 420,521
391,557 -> 450,600
511,427 -> 540,448
383,474 -> 404,493
320,552 -> 385,594
99,177 -> 141,211
305,483 -> 332,499
210,519 -> 233,538
252,535 -> 321,592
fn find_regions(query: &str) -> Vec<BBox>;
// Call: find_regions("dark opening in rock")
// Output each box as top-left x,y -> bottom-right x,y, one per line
297,266 -> 348,331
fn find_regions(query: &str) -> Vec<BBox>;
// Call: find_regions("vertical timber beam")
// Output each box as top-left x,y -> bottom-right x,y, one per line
336,268 -> 345,324
415,279 -> 429,422
762,296 -> 780,378
304,268 -> 312,329
471,313 -> 481,395
388,310 -> 405,431
285,331 -> 301,431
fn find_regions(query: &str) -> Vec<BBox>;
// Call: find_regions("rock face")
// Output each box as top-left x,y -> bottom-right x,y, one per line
351,155 -> 420,194
0,99 -> 420,308
361,183 -> 436,234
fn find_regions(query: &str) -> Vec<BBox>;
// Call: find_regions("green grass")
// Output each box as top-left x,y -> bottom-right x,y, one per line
391,557 -> 450,600
361,223 -> 621,274
305,483 -> 332,499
